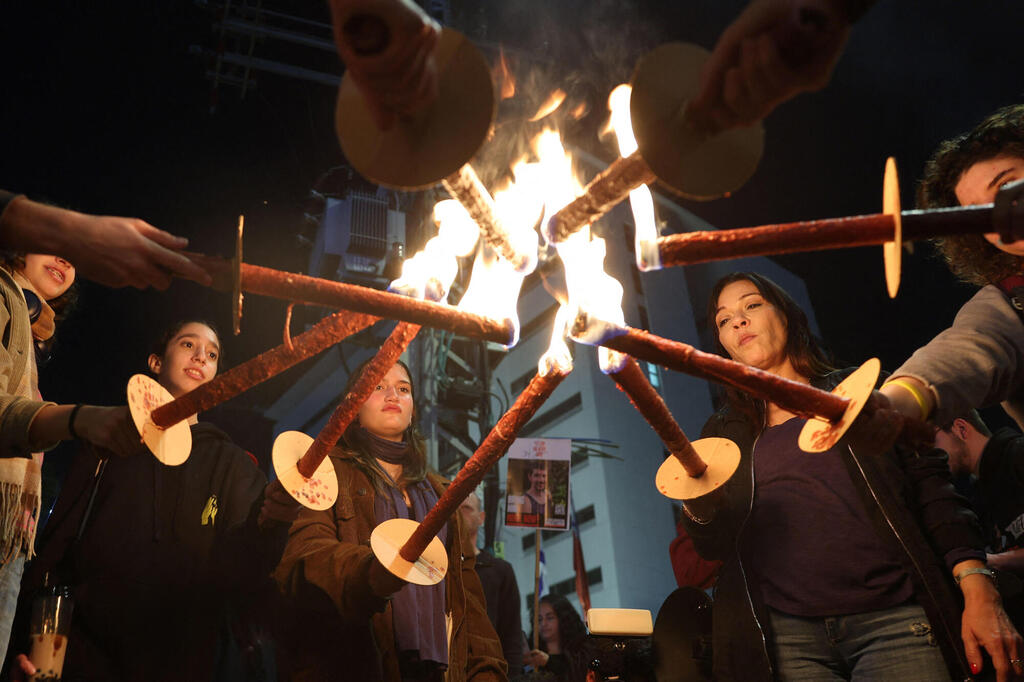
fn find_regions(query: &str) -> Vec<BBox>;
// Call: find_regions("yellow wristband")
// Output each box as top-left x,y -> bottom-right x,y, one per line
885,378 -> 930,420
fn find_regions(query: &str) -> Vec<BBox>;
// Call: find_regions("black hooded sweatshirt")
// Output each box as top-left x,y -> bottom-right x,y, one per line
17,421 -> 288,682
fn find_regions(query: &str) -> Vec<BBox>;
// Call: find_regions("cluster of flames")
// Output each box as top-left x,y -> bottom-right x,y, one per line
391,81 -> 658,379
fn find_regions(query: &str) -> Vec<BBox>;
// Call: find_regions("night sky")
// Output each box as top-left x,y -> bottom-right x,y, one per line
2,0 -> 1022,450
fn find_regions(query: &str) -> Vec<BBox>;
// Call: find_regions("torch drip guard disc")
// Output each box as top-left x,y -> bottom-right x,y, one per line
655,437 -> 741,501
798,358 -> 881,453
232,215 -> 244,335
127,374 -> 192,466
882,157 -> 903,299
631,42 -> 764,201
272,431 -> 339,511
335,28 -> 495,190
370,518 -> 449,586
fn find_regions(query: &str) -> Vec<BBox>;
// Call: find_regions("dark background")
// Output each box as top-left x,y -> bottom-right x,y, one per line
1,0 -> 1022,454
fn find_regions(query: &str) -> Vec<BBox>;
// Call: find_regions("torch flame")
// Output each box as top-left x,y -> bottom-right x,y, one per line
530,89 -> 567,122
608,84 -> 660,271
453,129 -> 583,366
390,200 -> 480,303
458,242 -> 524,348
495,47 -> 516,100
434,200 -> 481,257
539,304 -> 574,376
508,124 -> 626,373
552,228 -> 626,373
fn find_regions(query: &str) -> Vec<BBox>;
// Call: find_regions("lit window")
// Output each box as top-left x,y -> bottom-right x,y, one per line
647,362 -> 661,389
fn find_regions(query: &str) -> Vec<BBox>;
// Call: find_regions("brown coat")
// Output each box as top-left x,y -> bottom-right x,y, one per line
274,451 -> 507,682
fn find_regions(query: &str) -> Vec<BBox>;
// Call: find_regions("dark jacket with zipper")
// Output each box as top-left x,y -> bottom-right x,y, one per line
272,449 -> 506,682
681,370 -> 986,682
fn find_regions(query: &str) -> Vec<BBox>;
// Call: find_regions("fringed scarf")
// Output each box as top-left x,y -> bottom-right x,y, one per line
361,427 -> 449,669
0,272 -> 55,562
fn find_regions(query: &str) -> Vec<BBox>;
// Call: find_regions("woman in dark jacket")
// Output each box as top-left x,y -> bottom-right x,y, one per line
678,272 -> 1021,681
274,359 -> 506,682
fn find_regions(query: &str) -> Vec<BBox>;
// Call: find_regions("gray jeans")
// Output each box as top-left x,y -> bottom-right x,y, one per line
768,602 -> 951,681
0,553 -> 26,666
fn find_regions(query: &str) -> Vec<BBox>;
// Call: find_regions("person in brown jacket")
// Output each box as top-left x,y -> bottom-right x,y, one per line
274,359 -> 507,682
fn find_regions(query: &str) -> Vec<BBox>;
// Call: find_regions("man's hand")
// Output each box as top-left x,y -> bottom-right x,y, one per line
329,0 -> 440,131
988,549 -> 1024,574
843,390 -> 904,454
959,569 -> 1024,681
689,0 -> 851,132
0,196 -> 211,290
58,212 -> 212,290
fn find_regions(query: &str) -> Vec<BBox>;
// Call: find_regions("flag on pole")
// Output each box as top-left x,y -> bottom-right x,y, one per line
533,534 -> 546,650
571,506 -> 591,614
537,549 -> 547,597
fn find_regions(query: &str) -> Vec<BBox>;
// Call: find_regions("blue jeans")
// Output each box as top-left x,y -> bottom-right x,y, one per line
0,553 -> 26,666
768,602 -> 951,681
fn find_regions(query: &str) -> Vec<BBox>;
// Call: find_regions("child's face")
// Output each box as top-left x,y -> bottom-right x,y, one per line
956,155 -> 1024,256
21,255 -> 75,300
148,322 -> 220,399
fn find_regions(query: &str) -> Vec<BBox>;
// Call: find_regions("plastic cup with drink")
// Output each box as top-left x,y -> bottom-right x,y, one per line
28,582 -> 73,681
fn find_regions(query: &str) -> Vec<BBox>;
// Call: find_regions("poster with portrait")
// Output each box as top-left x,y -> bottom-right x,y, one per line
505,438 -> 571,530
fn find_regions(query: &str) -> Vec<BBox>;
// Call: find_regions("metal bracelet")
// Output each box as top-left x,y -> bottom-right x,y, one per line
954,566 -> 996,585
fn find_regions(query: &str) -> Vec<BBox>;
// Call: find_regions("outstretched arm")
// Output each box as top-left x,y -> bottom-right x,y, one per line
688,0 -> 860,132
957,562 -> 1024,681
0,393 -> 144,460
988,549 -> 1024,574
28,403 -> 145,458
887,286 -> 1024,426
274,501 -> 404,623
328,0 -> 440,130
0,193 -> 211,290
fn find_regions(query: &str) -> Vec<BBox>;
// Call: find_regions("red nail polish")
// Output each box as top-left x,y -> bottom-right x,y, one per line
970,662 -> 980,674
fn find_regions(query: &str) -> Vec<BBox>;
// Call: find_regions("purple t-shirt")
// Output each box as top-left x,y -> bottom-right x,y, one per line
745,418 -> 913,617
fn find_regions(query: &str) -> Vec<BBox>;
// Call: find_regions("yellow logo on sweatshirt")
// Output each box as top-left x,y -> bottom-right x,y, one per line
201,495 -> 218,526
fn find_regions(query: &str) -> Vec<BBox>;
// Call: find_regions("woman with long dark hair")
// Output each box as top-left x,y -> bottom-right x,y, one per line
274,358 -> 505,682
676,272 -> 1021,681
523,594 -> 589,682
